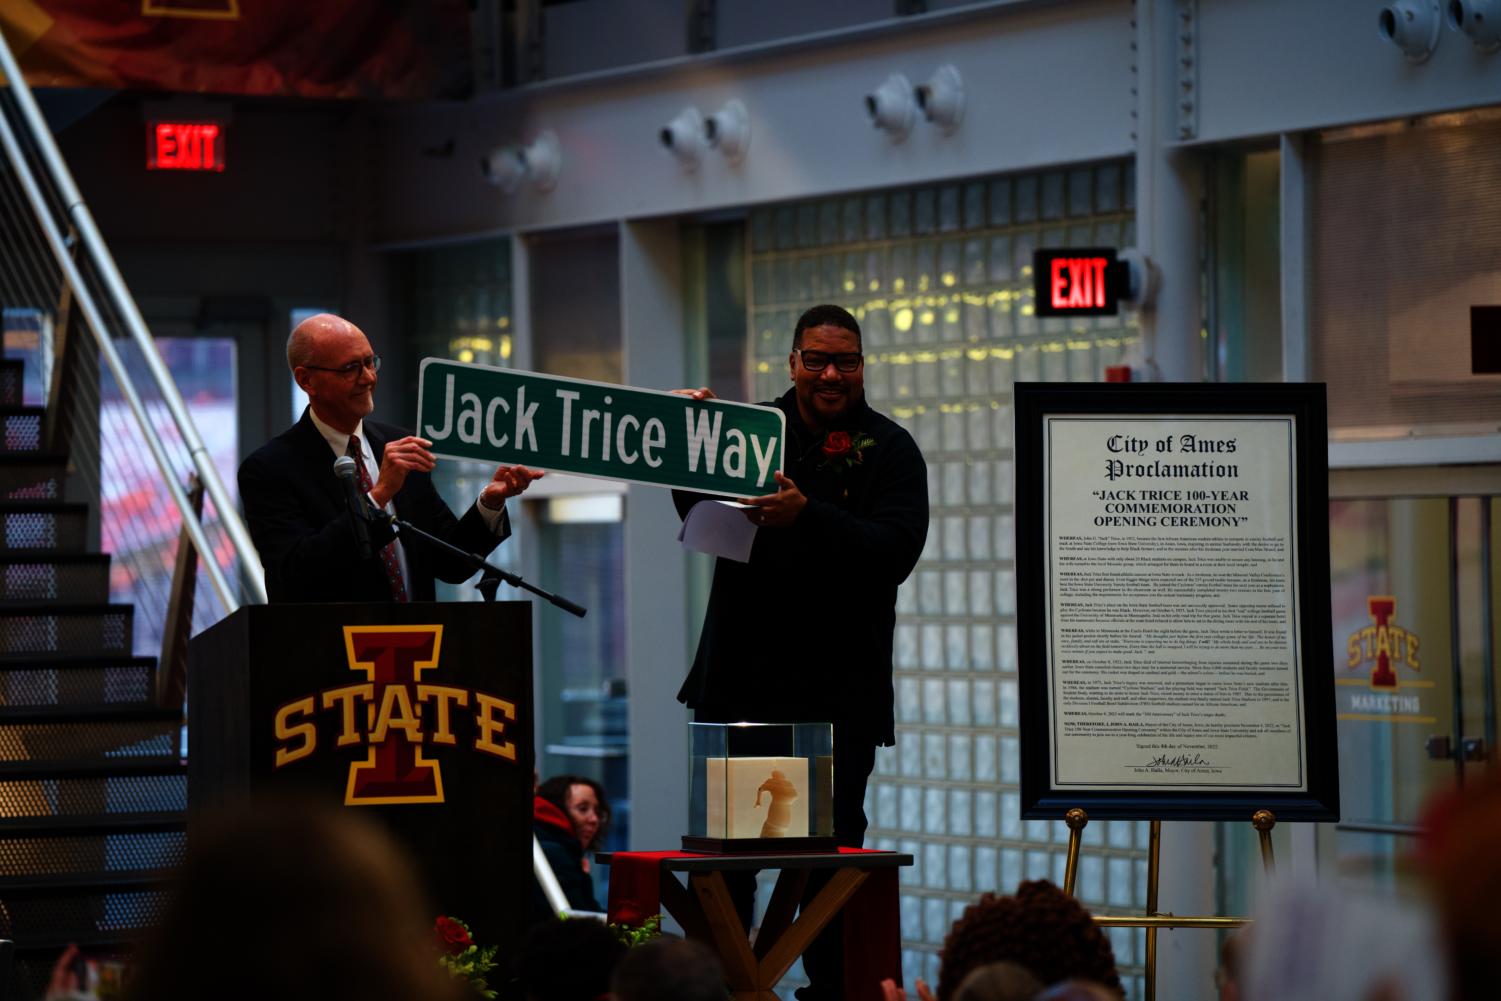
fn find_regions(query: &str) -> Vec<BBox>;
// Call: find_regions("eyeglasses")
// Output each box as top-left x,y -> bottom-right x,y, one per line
794,349 -> 863,373
304,355 -> 381,379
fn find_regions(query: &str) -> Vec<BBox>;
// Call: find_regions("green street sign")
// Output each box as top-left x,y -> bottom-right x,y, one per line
416,359 -> 786,497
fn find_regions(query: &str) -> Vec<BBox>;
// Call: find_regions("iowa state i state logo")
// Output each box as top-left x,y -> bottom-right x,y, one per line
271,625 -> 521,805
1346,595 -> 1421,689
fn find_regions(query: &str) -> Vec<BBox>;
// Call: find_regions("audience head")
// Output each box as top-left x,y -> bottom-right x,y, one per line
1423,774 -> 1501,1001
1216,929 -> 1247,1001
1034,981 -> 1120,1001
124,799 -> 463,1001
951,960 -> 1044,1001
936,881 -> 1122,1001
1242,879 -> 1445,1001
516,916 -> 626,1001
537,774 -> 611,850
610,936 -> 725,1001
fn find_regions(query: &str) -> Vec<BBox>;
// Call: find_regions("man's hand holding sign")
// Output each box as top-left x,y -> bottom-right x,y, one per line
671,387 -> 805,528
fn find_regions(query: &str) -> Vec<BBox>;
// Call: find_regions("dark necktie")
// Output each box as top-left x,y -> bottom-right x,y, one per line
348,434 -> 409,603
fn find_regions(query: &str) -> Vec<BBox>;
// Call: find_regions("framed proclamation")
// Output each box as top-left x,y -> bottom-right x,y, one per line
1014,383 -> 1338,821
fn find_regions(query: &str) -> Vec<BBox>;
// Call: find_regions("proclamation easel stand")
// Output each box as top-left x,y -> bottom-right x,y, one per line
1059,808 -> 1279,1001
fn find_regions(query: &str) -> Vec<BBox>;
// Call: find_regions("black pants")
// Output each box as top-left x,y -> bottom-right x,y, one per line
721,733 -> 878,1000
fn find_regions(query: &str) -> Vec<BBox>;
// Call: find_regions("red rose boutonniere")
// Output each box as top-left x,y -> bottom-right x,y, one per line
818,430 -> 876,472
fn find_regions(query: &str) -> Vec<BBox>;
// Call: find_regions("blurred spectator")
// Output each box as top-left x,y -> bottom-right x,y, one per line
610,936 -> 725,1001
935,881 -> 1122,1001
43,944 -> 84,1001
1241,879 -> 1445,1001
516,917 -> 626,1001
1423,774 -> 1501,1001
1034,981 -> 1119,1001
123,799 -> 464,1001
1215,929 -> 1247,1001
952,960 -> 1045,1001
532,775 -> 610,921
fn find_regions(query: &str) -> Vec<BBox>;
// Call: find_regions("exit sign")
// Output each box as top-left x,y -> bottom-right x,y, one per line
1033,248 -> 1128,317
147,121 -> 225,172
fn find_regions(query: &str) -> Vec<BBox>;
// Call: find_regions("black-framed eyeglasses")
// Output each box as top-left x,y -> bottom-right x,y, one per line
794,349 -> 863,373
304,355 -> 381,379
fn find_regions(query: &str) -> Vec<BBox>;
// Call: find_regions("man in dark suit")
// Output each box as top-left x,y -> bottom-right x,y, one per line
674,304 -> 929,1001
239,313 -> 542,603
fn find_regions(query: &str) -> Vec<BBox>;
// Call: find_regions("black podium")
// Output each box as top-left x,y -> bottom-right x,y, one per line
188,601 -> 533,947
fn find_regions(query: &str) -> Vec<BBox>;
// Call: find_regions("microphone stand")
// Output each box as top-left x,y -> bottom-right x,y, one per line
363,507 -> 587,618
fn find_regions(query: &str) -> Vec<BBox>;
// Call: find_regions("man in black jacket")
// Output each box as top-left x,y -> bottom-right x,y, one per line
239,313 -> 541,603
675,304 -> 928,1000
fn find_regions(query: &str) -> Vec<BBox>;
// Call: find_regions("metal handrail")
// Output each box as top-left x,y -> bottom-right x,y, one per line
0,32 -> 266,606
0,111 -> 237,610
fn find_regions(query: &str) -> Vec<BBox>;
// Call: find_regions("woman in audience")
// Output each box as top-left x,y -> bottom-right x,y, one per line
935,880 -> 1122,1001
532,774 -> 610,920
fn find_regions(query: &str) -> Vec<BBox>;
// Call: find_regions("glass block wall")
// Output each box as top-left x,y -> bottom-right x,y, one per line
747,164 -> 1150,999
403,237 -> 519,600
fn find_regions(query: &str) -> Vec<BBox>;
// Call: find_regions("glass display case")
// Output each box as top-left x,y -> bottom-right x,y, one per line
686,722 -> 835,853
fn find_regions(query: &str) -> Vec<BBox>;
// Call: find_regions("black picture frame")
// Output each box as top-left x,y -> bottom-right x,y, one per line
1014,383 -> 1339,822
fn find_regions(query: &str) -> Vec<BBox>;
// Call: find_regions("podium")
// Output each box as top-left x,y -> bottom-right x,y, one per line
188,602 -> 533,947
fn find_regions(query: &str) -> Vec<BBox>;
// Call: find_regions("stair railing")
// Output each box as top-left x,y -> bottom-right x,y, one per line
0,32 -> 266,614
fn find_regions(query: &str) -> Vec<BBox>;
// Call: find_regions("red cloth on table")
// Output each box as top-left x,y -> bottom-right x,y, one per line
606,848 -> 901,999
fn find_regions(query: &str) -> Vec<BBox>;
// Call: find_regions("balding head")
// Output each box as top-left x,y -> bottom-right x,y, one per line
287,313 -> 359,372
288,313 -> 378,433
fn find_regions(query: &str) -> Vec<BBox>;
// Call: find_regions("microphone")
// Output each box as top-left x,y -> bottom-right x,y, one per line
333,455 -> 374,560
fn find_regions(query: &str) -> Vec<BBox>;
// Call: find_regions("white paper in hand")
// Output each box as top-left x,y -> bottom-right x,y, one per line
679,500 -> 758,563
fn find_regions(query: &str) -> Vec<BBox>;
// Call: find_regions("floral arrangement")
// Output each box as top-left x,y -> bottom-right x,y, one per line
819,430 -> 876,472
434,915 -> 499,999
608,913 -> 662,948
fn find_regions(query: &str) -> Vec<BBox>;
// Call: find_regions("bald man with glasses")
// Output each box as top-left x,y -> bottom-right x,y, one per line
238,313 -> 542,603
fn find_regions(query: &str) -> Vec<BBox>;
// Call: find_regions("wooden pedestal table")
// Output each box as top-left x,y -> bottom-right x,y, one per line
600,849 -> 913,1001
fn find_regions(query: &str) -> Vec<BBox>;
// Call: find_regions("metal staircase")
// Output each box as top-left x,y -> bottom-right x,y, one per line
0,356 -> 186,998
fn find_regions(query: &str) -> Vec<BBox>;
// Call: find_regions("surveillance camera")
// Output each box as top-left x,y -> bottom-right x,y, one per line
479,130 -> 561,194
1378,0 -> 1443,61
480,146 -> 527,193
1116,248 -> 1159,311
660,107 -> 707,169
915,64 -> 965,134
705,100 -> 750,163
865,73 -> 916,142
1447,0 -> 1501,50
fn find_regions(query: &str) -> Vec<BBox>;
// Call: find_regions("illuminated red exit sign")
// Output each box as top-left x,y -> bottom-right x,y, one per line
147,121 -> 225,172
1032,248 -> 1127,317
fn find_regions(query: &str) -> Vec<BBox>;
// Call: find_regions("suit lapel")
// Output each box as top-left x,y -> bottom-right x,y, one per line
289,411 -> 348,514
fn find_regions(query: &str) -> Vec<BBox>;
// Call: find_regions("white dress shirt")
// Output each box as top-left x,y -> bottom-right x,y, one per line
307,409 -> 507,589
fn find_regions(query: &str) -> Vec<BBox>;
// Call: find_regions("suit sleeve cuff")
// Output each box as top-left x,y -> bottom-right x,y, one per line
474,497 -> 509,534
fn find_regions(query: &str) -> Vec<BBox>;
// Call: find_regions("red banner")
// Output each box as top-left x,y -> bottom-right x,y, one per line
2,0 -> 471,99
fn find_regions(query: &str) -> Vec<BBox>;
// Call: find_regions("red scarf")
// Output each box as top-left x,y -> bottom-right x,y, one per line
533,795 -> 577,839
